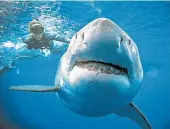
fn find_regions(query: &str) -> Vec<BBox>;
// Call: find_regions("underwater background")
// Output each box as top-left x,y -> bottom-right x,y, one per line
0,1 -> 170,129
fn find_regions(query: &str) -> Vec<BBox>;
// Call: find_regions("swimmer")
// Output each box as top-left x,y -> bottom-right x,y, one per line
22,19 -> 70,50
0,19 -> 71,75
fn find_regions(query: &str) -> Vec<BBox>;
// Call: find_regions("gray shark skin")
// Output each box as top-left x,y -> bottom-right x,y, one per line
10,18 -> 152,129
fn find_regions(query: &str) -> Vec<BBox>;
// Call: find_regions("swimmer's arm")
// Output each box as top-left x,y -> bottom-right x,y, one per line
21,36 -> 33,49
54,36 -> 70,44
45,33 -> 70,44
21,36 -> 30,43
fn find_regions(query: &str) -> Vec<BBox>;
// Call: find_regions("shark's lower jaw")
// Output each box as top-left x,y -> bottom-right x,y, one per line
73,60 -> 128,75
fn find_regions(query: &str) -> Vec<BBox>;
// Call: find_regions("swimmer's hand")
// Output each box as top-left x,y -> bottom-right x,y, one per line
64,38 -> 70,44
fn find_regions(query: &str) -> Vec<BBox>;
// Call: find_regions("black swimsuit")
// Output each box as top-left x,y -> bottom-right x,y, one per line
24,34 -> 51,50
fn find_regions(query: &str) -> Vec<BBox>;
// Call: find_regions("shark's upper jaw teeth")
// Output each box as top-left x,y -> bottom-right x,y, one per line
74,61 -> 128,75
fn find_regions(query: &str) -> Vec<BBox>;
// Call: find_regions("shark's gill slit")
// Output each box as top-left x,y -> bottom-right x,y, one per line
73,60 -> 128,75
128,39 -> 131,45
75,33 -> 77,39
81,32 -> 84,41
120,36 -> 124,43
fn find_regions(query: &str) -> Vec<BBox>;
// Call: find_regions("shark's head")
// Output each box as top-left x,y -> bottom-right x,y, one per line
58,18 -> 143,112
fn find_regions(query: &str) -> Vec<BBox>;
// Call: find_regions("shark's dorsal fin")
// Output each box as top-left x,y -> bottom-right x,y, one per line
115,103 -> 152,129
9,85 -> 60,92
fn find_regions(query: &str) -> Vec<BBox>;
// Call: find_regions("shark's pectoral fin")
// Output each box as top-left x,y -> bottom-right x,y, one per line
9,85 -> 60,92
115,103 -> 152,129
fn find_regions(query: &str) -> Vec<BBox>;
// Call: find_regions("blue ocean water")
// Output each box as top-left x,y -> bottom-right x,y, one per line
0,1 -> 170,129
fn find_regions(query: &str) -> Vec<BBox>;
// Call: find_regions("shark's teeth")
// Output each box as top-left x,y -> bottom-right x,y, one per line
74,61 -> 128,75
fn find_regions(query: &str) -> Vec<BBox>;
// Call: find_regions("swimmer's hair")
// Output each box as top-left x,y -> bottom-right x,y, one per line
28,19 -> 44,34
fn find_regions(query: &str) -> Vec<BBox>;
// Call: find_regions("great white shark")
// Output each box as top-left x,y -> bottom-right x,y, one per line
10,18 -> 152,129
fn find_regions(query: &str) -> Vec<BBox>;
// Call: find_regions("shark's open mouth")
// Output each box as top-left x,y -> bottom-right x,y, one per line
74,60 -> 128,75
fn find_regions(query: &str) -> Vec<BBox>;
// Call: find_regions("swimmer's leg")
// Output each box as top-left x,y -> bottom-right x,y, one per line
0,66 -> 8,75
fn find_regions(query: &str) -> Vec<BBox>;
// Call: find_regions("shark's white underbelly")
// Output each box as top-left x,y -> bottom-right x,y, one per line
57,68 -> 135,117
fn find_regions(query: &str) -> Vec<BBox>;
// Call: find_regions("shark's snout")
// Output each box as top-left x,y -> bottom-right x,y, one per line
84,18 -> 122,49
92,18 -> 117,31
